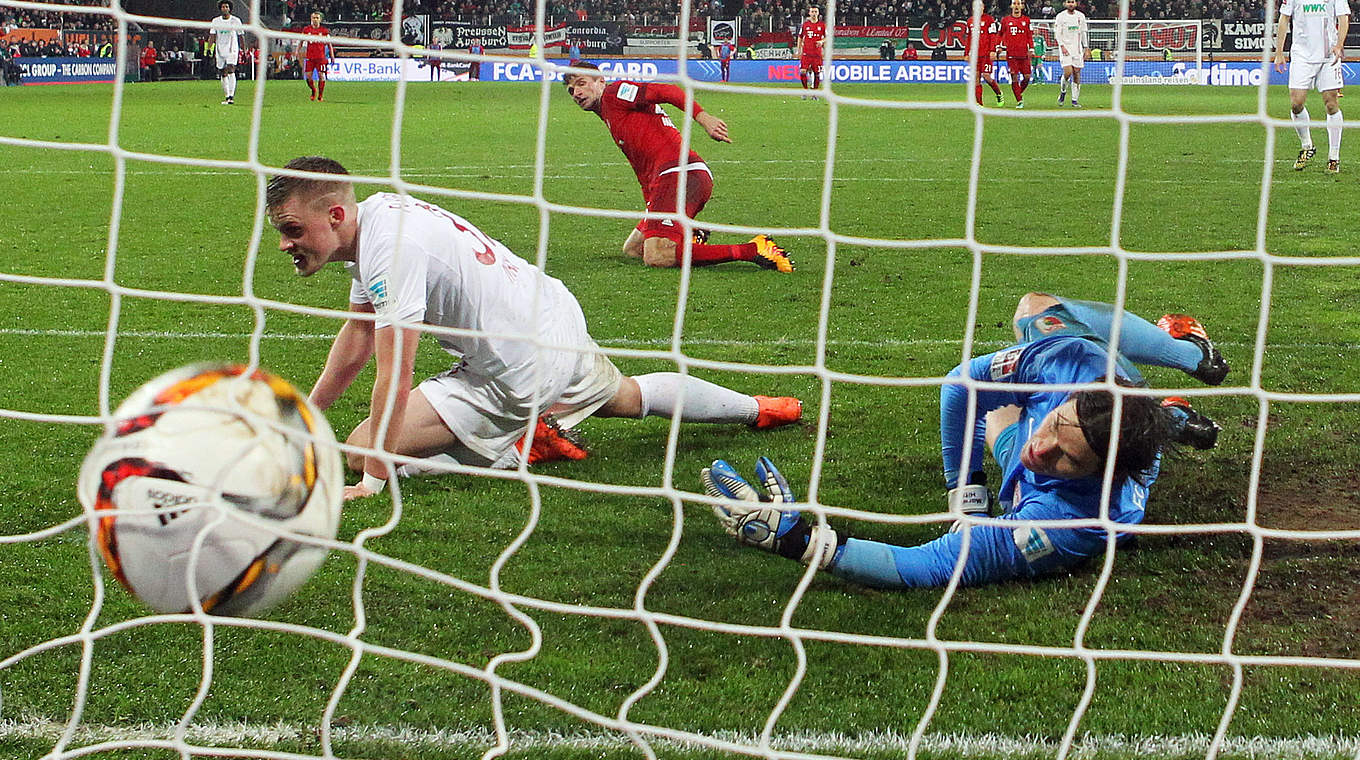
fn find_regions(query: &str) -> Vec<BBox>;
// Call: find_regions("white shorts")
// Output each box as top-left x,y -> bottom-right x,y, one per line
416,304 -> 622,465
1288,58 -> 1343,92
1059,49 -> 1084,69
216,52 -> 237,70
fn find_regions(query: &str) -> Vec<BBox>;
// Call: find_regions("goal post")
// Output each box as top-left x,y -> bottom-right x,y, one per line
1032,19 -> 1204,84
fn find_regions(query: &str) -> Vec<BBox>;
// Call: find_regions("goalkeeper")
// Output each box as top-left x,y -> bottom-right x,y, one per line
703,293 -> 1229,588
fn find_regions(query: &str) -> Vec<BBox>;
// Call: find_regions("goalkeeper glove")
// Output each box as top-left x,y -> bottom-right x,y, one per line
947,483 -> 992,533
700,457 -> 842,570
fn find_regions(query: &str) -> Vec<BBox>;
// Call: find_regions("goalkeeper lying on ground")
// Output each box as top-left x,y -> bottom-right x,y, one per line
702,293 -> 1229,588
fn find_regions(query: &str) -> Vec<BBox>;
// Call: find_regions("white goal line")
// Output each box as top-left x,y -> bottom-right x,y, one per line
1,717 -> 1356,760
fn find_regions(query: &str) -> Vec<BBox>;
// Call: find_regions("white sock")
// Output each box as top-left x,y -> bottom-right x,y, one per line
1060,74 -> 1068,93
1292,107 -> 1313,149
227,74 -> 237,97
221,76 -> 229,96
633,372 -> 758,424
1073,82 -> 1081,101
1327,110 -> 1342,160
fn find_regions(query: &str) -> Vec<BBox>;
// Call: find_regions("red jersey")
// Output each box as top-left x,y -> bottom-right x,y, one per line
301,25 -> 330,60
799,20 -> 826,61
999,14 -> 1033,57
597,80 -> 705,188
963,14 -> 999,61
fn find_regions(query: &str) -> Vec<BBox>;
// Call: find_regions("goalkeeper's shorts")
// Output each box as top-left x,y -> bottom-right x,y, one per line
1014,301 -> 1144,385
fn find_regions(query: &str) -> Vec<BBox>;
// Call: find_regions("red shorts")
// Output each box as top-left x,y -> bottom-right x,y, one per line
636,163 -> 714,243
800,56 -> 823,72
1007,55 -> 1032,77
303,58 -> 328,75
976,61 -> 994,78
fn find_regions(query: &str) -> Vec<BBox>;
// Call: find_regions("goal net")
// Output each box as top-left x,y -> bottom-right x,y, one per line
1033,19 -> 1203,84
2,0 -> 1359,759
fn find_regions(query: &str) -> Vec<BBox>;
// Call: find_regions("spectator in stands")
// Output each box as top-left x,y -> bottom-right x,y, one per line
140,40 -> 158,81
902,42 -> 919,59
931,45 -> 947,60
879,38 -> 895,59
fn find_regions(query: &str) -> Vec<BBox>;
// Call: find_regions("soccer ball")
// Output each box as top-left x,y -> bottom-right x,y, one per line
77,363 -> 343,617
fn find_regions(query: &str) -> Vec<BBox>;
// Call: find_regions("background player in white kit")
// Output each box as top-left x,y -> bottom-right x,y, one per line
1054,0 -> 1088,107
209,0 -> 243,105
1274,0 -> 1350,173
266,157 -> 803,500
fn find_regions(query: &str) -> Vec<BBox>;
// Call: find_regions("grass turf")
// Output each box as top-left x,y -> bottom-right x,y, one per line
0,79 -> 1357,759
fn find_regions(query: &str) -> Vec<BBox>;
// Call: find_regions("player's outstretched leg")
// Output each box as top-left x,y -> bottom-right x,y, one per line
1155,314 -> 1230,385
1161,397 -> 1220,450
603,373 -> 802,429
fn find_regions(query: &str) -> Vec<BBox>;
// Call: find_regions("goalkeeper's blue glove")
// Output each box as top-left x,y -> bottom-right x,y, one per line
700,457 -> 841,569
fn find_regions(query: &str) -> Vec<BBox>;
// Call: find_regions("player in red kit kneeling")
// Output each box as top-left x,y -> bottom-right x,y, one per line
999,0 -> 1034,108
300,11 -> 334,101
563,63 -> 794,272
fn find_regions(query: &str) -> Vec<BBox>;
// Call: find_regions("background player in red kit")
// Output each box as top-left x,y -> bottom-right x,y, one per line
964,4 -> 1004,105
999,0 -> 1034,108
300,11 -> 334,101
796,6 -> 826,99
563,63 -> 793,272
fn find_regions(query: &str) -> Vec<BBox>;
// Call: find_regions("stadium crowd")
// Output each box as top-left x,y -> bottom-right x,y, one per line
3,0 -> 1264,55
2,0 -> 117,30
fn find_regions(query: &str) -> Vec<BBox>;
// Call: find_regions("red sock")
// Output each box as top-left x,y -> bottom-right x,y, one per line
813,71 -> 821,88
989,82 -> 1002,96
306,79 -> 316,96
975,84 -> 983,104
800,71 -> 808,88
680,242 -> 757,266
1013,82 -> 1023,100
318,79 -> 325,98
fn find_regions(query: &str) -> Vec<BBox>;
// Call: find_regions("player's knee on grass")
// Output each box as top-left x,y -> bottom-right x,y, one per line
1012,292 -> 1059,336
594,376 -> 643,418
642,237 -> 678,268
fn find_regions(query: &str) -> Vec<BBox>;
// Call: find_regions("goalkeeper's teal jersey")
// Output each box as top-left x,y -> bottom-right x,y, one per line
940,335 -> 1156,529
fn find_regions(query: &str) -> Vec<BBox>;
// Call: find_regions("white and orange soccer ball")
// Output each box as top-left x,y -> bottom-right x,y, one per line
77,364 -> 343,617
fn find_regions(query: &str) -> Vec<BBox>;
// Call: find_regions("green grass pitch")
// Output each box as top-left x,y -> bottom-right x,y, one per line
0,78 -> 1358,760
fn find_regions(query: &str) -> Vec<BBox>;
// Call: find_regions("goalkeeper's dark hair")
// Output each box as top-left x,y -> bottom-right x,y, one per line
265,156 -> 352,211
1072,381 -> 1175,486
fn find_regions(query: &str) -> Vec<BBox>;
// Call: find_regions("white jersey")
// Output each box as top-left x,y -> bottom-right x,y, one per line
346,193 -> 581,408
210,14 -> 243,58
1281,0 -> 1350,64
1053,9 -> 1088,53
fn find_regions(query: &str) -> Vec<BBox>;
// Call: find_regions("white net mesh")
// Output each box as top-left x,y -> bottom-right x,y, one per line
2,0 -> 1360,759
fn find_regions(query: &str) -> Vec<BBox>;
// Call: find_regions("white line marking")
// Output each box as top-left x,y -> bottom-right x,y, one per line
0,327 -> 1349,351
0,717 -> 1355,758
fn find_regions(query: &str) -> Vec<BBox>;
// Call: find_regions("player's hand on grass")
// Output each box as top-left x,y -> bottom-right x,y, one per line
696,112 -> 731,143
343,483 -> 376,501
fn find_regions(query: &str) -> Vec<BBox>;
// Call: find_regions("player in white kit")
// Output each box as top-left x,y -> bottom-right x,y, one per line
265,157 -> 804,500
1054,0 -> 1088,108
209,0 -> 243,105
1274,0 -> 1350,173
